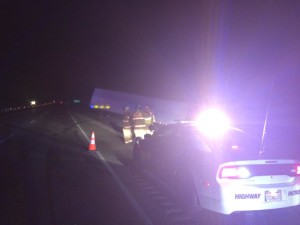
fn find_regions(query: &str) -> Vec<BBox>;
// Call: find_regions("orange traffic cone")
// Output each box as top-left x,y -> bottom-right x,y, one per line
88,132 -> 97,151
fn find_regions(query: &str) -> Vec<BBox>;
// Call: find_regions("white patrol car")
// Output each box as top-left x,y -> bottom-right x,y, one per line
132,121 -> 300,215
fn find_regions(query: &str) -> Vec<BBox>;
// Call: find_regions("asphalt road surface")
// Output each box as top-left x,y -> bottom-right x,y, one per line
1,105 -> 300,225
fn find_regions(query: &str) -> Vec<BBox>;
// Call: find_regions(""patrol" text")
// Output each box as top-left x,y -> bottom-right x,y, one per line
288,190 -> 300,196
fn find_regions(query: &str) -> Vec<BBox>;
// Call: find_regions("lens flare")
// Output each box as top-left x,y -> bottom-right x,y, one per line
196,108 -> 231,139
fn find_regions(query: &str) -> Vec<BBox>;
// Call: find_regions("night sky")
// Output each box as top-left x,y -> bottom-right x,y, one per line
1,0 -> 300,108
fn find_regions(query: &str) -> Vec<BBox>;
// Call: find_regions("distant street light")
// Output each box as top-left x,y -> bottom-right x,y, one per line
30,100 -> 36,106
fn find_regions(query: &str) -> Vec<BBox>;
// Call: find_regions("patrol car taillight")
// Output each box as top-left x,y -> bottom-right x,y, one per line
219,166 -> 251,179
291,164 -> 300,176
297,166 -> 300,175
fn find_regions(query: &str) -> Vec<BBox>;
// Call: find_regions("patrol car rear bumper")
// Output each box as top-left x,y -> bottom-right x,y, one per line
203,184 -> 300,215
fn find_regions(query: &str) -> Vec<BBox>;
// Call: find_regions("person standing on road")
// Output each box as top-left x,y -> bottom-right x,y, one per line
143,105 -> 155,135
122,106 -> 133,144
132,104 -> 147,139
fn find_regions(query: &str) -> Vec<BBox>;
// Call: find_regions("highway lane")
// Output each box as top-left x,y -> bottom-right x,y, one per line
0,105 -> 198,225
1,105 -> 300,225
67,108 -> 198,225
0,105 -> 146,225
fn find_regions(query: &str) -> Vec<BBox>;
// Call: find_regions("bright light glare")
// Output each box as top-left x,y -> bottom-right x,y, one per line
196,108 -> 231,139
237,167 -> 251,178
297,165 -> 300,175
221,167 -> 250,179
30,101 -> 36,106
231,145 -> 239,150
221,167 -> 238,178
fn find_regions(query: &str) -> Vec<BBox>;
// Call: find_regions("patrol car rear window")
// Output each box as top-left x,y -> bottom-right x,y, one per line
221,131 -> 261,162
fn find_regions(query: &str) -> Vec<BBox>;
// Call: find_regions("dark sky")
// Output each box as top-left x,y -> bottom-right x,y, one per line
1,0 -> 300,107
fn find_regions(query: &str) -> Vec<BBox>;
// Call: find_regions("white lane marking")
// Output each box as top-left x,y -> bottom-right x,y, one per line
0,134 -> 15,144
68,112 -> 153,225
30,120 -> 36,124
69,113 -> 90,141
